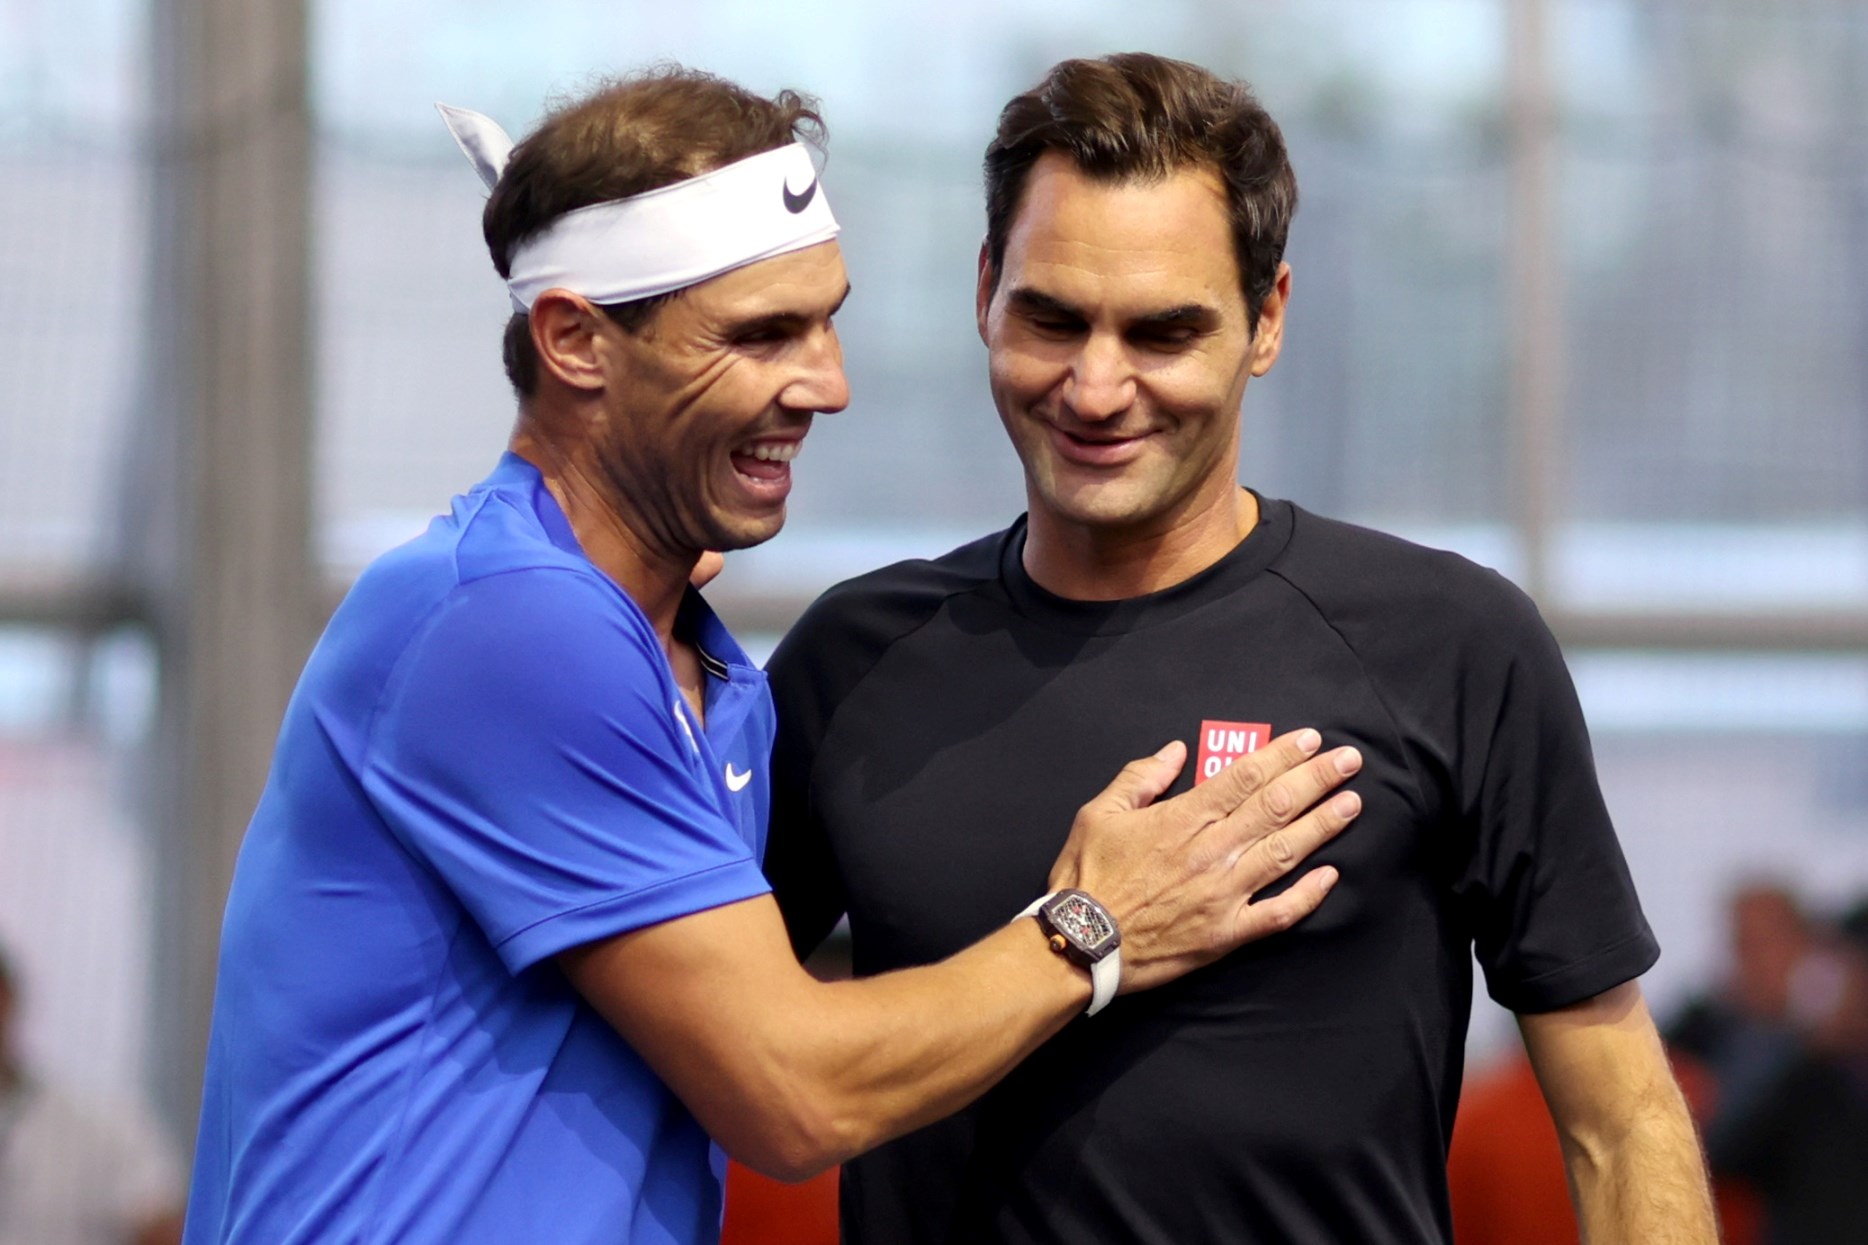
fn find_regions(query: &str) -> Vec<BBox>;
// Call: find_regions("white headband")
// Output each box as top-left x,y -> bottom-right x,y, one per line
436,102 -> 840,310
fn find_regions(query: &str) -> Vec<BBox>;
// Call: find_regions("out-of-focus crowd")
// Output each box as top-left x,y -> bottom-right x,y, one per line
1451,882 -> 1868,1245
0,947 -> 184,1245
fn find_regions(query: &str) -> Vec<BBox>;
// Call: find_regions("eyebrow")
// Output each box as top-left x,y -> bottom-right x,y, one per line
1004,288 -> 1083,321
1135,303 -> 1220,328
1004,286 -> 1219,329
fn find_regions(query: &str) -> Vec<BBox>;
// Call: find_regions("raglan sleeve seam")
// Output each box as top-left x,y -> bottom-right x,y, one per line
1263,565 -> 1436,824
798,578 -> 997,817
359,565 -> 613,768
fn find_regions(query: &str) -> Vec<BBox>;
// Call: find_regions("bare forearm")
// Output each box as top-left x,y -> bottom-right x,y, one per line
1562,1078 -> 1719,1245
1522,984 -> 1719,1245
566,734 -> 1359,1180
566,901 -> 1090,1180
767,918 -> 1089,1171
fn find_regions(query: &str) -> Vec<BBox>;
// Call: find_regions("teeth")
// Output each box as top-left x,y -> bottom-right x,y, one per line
745,442 -> 800,463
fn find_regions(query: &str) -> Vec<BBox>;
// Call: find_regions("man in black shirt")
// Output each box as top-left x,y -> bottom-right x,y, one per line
766,53 -> 1718,1243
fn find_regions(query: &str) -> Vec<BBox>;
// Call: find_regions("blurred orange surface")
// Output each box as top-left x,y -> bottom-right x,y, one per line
720,1160 -> 838,1245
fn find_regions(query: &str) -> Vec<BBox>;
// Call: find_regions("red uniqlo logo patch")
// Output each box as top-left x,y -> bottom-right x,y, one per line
1195,720 -> 1271,785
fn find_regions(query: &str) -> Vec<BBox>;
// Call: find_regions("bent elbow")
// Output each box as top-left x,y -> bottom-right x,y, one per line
737,1145 -> 835,1185
721,1099 -> 859,1183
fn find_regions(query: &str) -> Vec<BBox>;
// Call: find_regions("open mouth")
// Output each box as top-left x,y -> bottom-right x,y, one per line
731,439 -> 801,484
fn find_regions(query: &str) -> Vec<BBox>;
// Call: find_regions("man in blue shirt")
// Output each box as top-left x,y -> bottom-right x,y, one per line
181,66 -> 1363,1244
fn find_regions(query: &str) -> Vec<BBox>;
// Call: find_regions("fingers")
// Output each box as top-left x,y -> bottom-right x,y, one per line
1233,865 -> 1341,941
1084,740 -> 1188,815
1231,785 -> 1361,894
1183,728 -> 1324,816
1241,744 -> 1362,838
1078,733 -> 1359,986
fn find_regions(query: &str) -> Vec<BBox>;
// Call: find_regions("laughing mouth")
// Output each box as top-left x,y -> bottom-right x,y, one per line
741,441 -> 801,464
730,438 -> 803,487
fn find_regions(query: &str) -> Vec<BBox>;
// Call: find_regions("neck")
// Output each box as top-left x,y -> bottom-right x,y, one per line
1022,484 -> 1259,602
509,422 -> 695,648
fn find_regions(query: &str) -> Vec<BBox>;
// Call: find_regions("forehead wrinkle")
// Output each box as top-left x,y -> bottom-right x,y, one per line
1005,156 -> 1240,305
1008,256 -> 1231,327
1017,230 -> 1229,290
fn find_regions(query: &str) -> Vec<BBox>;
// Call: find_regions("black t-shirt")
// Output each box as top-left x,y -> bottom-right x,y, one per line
765,497 -> 1658,1245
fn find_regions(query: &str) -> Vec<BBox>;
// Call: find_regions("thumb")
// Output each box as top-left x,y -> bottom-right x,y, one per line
1089,741 -> 1187,814
690,551 -> 725,590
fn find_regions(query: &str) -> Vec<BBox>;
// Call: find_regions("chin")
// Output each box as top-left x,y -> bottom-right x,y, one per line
1035,481 -> 1170,531
707,508 -> 788,554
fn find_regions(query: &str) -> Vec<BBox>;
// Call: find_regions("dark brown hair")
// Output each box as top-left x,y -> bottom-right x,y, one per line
983,53 -> 1297,329
482,66 -> 825,395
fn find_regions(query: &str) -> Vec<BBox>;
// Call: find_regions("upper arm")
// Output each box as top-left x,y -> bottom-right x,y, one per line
763,776 -> 847,959
1519,981 -> 1680,1141
764,613 -> 853,958
362,571 -> 769,970
1448,575 -> 1659,1012
762,566 -> 981,957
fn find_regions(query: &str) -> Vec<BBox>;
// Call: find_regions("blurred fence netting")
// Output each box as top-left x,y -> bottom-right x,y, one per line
0,0 -> 162,1109
1,0 -> 1864,1146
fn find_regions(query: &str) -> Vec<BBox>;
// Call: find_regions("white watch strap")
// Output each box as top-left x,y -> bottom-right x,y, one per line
1087,944 -> 1120,1016
1016,892 -> 1122,1017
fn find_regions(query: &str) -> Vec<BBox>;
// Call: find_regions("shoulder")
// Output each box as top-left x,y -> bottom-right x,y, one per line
1267,503 -> 1549,654
769,527 -> 1007,695
305,492 -> 661,728
395,568 -> 664,708
343,479 -> 621,633
355,529 -> 665,742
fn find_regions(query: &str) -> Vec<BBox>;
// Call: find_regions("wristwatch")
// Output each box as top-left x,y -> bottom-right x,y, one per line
1017,889 -> 1122,1016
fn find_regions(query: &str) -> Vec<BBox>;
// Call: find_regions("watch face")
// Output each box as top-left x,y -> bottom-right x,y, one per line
1045,890 -> 1120,960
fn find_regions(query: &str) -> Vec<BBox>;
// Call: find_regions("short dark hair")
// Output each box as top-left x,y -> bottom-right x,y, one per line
983,53 -> 1297,329
482,66 -> 825,396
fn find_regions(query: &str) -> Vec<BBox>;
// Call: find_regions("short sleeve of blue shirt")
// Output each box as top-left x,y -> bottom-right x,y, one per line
360,566 -> 771,973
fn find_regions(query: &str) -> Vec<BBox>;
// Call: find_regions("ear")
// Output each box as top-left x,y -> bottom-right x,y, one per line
1247,262 -> 1292,378
975,239 -> 995,347
529,289 -> 609,395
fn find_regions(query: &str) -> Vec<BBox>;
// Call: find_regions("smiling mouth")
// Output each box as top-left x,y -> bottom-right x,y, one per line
1048,425 -> 1150,466
731,439 -> 801,484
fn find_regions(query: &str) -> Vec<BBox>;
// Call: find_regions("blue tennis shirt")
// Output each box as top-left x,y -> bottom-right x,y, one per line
184,454 -> 775,1244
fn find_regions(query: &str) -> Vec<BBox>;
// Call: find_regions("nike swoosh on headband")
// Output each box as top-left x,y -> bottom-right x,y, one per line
782,173 -> 818,214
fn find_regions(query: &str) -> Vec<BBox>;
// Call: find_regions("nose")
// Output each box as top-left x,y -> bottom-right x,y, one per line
786,324 -> 850,415
1061,331 -> 1134,424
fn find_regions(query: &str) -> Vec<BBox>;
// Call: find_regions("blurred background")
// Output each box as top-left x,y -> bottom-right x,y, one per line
1,0 -> 1864,1240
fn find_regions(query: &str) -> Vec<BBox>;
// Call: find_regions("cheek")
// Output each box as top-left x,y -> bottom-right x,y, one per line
989,337 -> 1066,399
670,377 -> 757,454
1148,356 -> 1251,427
